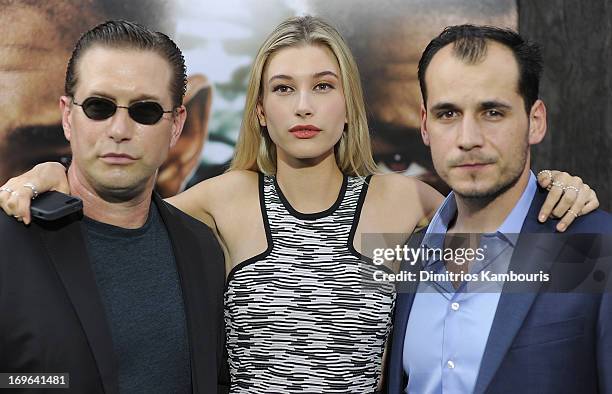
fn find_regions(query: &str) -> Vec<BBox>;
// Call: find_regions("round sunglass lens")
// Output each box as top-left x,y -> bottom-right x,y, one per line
82,98 -> 116,120
129,102 -> 164,125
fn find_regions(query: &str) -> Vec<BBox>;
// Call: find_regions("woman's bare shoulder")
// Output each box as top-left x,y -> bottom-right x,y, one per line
367,173 -> 443,221
166,170 -> 260,218
369,173 -> 425,197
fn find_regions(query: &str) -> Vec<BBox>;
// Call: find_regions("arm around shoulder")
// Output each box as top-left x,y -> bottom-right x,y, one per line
165,170 -> 258,224
372,173 -> 445,226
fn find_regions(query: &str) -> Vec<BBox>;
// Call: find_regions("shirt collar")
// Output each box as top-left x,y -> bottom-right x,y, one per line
496,171 -> 537,245
422,171 -> 537,253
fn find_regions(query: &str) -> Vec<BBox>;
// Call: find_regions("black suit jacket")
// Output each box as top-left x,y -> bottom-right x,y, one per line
0,193 -> 227,393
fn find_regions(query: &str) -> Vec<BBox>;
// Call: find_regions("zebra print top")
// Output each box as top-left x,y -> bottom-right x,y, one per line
224,173 -> 396,393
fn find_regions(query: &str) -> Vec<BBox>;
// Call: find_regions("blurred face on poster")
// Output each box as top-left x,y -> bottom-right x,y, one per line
309,0 -> 517,192
0,5 -> 72,182
0,1 -> 211,197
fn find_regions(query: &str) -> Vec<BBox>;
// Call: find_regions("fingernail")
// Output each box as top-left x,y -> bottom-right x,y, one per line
539,214 -> 546,222
558,223 -> 566,232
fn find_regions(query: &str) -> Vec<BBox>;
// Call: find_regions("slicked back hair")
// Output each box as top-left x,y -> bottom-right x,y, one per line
65,20 -> 186,108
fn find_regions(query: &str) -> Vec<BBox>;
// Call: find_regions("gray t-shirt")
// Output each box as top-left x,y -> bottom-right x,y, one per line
83,203 -> 191,393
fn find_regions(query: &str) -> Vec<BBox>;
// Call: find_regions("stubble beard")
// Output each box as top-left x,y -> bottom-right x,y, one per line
453,139 -> 529,203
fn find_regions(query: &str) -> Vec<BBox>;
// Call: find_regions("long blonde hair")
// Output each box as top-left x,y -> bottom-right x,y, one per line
229,15 -> 377,176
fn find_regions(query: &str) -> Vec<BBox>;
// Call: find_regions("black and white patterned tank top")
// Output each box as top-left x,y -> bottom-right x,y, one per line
224,173 -> 396,393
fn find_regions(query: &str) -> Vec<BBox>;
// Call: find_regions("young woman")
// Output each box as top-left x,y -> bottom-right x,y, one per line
0,16 -> 598,393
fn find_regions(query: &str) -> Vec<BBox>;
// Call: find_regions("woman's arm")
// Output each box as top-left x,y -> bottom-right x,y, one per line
0,162 -> 69,224
409,169 -> 599,232
0,161 -> 220,226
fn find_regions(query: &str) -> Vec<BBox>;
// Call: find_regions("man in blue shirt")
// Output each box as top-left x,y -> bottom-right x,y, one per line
387,25 -> 612,394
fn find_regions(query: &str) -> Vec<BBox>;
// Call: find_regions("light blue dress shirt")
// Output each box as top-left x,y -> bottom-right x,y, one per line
403,172 -> 537,394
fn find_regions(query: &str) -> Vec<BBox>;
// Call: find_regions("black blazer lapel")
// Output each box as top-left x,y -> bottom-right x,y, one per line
473,188 -> 562,394
37,216 -> 118,394
154,194 -> 221,393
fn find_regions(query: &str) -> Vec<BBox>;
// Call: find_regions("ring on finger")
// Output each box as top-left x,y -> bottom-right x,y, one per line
537,169 -> 553,181
22,182 -> 39,199
551,181 -> 565,189
567,209 -> 579,218
0,186 -> 14,194
563,185 -> 580,194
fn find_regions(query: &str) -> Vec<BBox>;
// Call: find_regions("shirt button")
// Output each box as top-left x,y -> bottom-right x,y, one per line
447,360 -> 455,369
451,302 -> 460,311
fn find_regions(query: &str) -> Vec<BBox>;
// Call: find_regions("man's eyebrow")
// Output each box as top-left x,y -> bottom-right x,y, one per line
430,101 -> 514,113
85,91 -> 115,100
479,101 -> 513,111
430,102 -> 461,112
85,92 -> 163,104
130,94 -> 163,103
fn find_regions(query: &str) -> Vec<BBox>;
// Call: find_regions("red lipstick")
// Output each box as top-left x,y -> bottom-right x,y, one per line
289,124 -> 321,139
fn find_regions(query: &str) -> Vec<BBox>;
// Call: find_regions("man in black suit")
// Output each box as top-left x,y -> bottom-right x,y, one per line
0,21 -> 226,393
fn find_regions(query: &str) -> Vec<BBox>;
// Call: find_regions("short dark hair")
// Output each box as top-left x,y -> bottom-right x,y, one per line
65,20 -> 186,108
418,24 -> 542,113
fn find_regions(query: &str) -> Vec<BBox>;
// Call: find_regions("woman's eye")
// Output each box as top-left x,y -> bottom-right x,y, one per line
272,85 -> 293,93
314,82 -> 334,91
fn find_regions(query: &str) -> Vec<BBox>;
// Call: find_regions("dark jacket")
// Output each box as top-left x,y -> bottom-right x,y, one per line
0,193 -> 227,393
386,187 -> 612,394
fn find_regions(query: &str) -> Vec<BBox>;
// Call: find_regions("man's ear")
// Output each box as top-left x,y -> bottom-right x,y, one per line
60,96 -> 73,141
420,102 -> 431,146
169,105 -> 187,147
156,74 -> 212,197
528,99 -> 547,145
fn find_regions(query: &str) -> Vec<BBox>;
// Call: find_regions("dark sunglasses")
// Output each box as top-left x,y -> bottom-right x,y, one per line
72,97 -> 174,125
